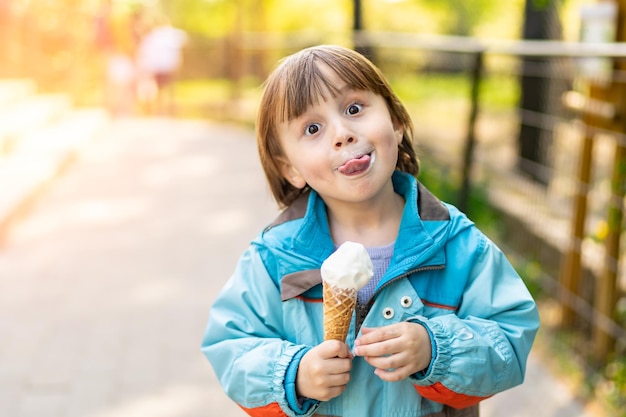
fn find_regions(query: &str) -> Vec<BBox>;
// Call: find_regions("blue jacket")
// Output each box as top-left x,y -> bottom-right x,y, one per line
202,171 -> 539,417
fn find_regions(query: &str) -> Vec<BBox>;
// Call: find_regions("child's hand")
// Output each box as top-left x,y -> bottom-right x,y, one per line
296,340 -> 353,401
353,322 -> 432,382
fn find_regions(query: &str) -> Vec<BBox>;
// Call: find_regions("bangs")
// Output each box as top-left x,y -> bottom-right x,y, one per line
271,46 -> 386,123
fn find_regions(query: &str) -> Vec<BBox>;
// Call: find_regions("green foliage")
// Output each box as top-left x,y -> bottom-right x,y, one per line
390,73 -> 469,102
416,155 -> 505,238
390,72 -> 518,112
160,0 -> 233,36
159,0 -> 352,36
416,161 -> 459,204
265,0 -> 351,33
480,75 -> 520,110
531,0 -> 553,10
157,0 -> 528,40
510,257 -> 546,297
603,356 -> 626,416
175,78 -> 232,102
417,0 -> 503,36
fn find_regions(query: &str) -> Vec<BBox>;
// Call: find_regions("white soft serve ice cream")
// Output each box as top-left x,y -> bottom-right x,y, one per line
321,241 -> 373,290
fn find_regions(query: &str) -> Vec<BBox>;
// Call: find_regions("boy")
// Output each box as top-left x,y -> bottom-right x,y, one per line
202,45 -> 540,417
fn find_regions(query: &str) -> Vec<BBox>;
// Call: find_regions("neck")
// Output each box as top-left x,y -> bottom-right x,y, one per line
326,189 -> 405,247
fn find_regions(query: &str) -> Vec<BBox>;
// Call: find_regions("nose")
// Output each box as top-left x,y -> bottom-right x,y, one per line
335,136 -> 355,148
333,124 -> 356,148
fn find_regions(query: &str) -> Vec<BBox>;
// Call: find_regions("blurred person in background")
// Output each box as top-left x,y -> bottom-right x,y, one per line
135,12 -> 187,116
94,0 -> 144,116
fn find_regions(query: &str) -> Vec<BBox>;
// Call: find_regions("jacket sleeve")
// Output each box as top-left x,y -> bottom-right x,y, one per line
410,234 -> 540,409
201,246 -> 319,417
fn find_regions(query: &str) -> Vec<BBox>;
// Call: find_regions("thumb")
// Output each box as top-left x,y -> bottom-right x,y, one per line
321,340 -> 352,359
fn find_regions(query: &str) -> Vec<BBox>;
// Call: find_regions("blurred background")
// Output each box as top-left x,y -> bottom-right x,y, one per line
1,0 -> 626,416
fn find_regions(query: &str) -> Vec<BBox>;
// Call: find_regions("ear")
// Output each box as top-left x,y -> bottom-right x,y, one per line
277,156 -> 307,189
393,122 -> 404,145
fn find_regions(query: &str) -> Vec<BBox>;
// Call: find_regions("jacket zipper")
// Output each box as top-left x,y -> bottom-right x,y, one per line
354,264 -> 445,336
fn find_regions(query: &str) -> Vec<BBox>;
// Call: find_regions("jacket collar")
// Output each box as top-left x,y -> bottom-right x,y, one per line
265,172 -> 449,229
264,172 -> 451,301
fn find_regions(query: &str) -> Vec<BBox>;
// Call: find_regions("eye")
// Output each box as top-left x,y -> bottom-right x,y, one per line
305,123 -> 320,136
346,103 -> 362,115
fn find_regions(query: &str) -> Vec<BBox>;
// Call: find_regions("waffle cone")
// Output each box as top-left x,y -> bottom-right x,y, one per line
323,282 -> 357,342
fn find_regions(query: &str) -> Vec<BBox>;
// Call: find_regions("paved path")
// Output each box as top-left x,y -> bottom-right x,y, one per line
0,118 -> 595,417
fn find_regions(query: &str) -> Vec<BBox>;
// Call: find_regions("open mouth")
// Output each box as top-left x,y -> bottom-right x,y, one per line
337,153 -> 373,175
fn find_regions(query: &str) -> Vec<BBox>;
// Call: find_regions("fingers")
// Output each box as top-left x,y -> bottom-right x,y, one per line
296,341 -> 353,401
320,339 -> 353,360
305,341 -> 353,373
359,344 -> 412,377
353,325 -> 404,357
353,323 -> 432,382
298,323 -> 432,399
355,323 -> 427,355
313,381 -> 348,402
300,356 -> 351,400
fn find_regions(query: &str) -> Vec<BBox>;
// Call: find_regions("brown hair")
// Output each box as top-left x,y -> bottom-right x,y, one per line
257,45 -> 419,208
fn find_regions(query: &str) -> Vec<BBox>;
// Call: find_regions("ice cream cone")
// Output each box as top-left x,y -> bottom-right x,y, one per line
323,281 -> 357,342
320,241 -> 373,342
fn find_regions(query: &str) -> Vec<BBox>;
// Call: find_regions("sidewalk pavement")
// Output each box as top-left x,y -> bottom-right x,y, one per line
0,117 -> 597,417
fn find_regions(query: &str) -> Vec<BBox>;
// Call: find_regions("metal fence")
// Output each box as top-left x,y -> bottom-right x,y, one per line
353,32 -> 626,364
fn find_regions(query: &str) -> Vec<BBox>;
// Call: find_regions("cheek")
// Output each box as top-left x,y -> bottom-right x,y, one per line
288,154 -> 321,179
295,156 -> 333,187
378,130 -> 402,166
296,163 -> 324,182
381,127 -> 402,153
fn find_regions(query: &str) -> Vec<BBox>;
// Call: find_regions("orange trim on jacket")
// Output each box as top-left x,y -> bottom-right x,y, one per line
240,402 -> 288,417
415,382 -> 491,409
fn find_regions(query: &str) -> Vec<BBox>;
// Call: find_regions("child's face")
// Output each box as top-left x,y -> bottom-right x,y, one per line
276,63 -> 404,207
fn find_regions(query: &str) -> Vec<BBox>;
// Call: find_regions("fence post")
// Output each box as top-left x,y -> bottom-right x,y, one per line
593,134 -> 625,358
558,107 -> 596,327
559,82 -> 619,329
592,0 -> 626,359
458,50 -> 484,213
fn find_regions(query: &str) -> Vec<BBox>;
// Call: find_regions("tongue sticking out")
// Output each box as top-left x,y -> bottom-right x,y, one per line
338,154 -> 371,175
